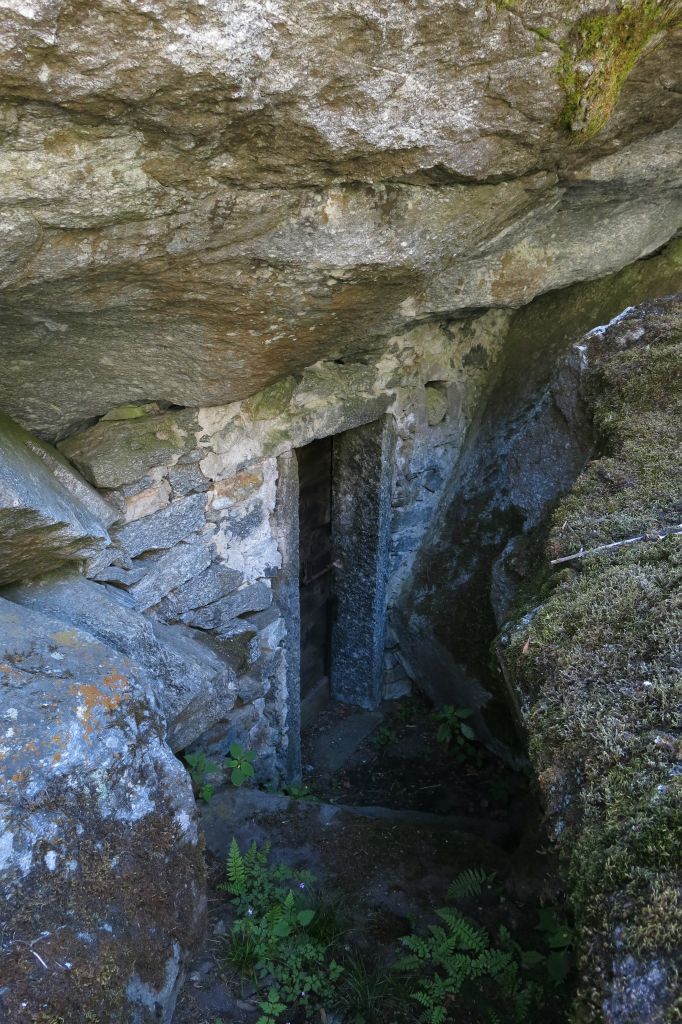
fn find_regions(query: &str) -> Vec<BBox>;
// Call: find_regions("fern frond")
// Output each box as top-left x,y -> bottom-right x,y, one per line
436,908 -> 489,953
227,837 -> 246,895
447,867 -> 494,900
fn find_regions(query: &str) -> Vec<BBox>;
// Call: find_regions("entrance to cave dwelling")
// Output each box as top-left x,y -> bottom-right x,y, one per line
294,415 -> 395,730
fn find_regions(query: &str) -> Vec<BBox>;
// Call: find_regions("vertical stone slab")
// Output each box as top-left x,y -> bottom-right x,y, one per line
331,416 -> 395,709
272,450 -> 302,781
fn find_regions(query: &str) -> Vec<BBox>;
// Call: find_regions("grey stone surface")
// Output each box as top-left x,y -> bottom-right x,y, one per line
114,493 -> 207,557
331,416 -> 395,710
0,595 -> 204,1023
168,461 -> 211,496
91,563 -> 147,586
206,620 -> 261,675
272,450 -> 301,780
0,410 -> 112,586
309,709 -> 384,774
181,580 -> 273,629
3,574 -> 237,752
129,538 -> 213,611
159,562 -> 244,617
0,5 -> 681,440
58,409 -> 201,488
150,620 -> 238,751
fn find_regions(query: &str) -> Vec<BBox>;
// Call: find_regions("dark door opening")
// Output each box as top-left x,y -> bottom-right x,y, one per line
296,436 -> 334,721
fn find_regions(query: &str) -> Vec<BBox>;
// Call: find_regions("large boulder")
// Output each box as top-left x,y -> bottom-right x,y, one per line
0,2 -> 680,439
498,296 -> 682,1022
0,410 -> 114,586
2,574 -> 239,751
0,595 -> 205,1023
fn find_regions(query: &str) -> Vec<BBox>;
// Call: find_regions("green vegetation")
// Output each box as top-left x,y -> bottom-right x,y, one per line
221,839 -> 344,1017
559,1 -> 682,138
220,842 -> 573,1023
500,298 -> 682,1019
184,742 -> 256,800
397,872 -> 573,1024
226,742 -> 256,787
184,750 -> 220,802
371,724 -> 399,749
434,706 -> 483,766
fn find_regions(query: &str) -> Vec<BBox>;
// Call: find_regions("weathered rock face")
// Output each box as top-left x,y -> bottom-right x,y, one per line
3,574 -> 238,752
498,297 -> 682,1023
0,596 -> 205,1024
0,1 -> 681,438
0,410 -> 115,586
397,237 -> 682,703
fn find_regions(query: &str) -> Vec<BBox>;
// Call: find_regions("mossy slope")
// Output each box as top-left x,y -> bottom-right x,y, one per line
500,296 -> 682,1022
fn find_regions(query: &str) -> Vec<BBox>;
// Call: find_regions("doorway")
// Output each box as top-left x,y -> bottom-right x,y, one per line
296,435 -> 334,724
293,415 -> 396,731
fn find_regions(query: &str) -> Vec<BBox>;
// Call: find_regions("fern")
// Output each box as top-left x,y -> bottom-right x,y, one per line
398,899 -> 540,1024
226,837 -> 246,896
435,908 -> 488,953
447,867 -> 495,901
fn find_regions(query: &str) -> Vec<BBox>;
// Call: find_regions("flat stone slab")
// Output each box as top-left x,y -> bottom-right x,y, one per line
200,787 -> 506,950
307,708 -> 384,772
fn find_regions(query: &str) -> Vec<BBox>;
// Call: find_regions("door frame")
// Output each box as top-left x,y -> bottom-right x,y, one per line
274,415 -> 395,780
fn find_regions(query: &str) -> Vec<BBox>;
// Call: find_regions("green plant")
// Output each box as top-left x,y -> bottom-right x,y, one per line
434,706 -> 483,765
226,742 -> 256,786
278,782 -> 319,802
184,750 -> 219,801
447,867 -> 495,900
535,907 -> 574,986
257,987 -> 287,1024
338,950 -> 396,1023
221,839 -> 346,1020
397,905 -> 536,1024
372,725 -> 398,749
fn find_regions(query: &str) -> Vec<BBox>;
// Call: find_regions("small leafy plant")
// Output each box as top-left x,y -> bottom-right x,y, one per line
221,839 -> 345,1019
184,750 -> 219,802
226,742 -> 256,786
535,907 -> 574,986
372,726 -> 398,749
447,867 -> 495,900
257,987 -> 287,1024
184,743 -> 257,800
275,782 -> 319,802
434,706 -> 483,765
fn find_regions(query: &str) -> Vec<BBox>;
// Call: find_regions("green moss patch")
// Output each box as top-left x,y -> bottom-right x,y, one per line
499,296 -> 682,1021
559,1 -> 682,139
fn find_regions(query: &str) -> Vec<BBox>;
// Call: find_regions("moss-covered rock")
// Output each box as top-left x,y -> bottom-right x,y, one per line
499,295 -> 682,1022
559,1 -> 682,138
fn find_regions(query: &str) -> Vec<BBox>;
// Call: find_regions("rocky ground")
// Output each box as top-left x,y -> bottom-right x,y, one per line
174,695 -> 569,1024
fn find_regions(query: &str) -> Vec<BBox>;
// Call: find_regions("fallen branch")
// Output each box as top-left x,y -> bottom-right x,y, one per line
550,524 -> 682,566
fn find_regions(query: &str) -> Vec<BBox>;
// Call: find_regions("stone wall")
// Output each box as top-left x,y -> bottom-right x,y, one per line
55,309 -> 511,779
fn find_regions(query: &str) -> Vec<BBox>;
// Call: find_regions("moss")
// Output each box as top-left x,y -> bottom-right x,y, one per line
549,305 -> 682,556
499,296 -> 682,1021
559,1 -> 682,139
241,375 -> 297,421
